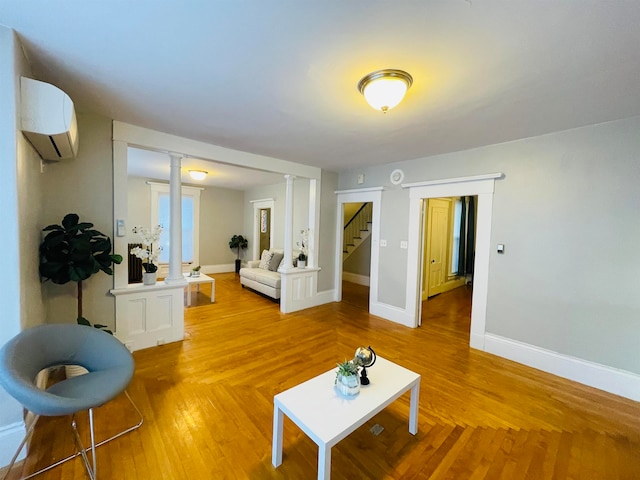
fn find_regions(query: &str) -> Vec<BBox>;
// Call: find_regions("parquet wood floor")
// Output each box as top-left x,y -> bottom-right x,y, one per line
4,274 -> 640,479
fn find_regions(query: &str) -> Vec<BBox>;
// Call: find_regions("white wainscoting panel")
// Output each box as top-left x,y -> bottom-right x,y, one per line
111,283 -> 185,352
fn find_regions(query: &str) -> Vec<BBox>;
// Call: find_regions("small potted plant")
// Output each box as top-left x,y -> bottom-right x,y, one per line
229,234 -> 248,273
191,265 -> 201,277
39,213 -> 122,333
39,213 -> 122,377
335,360 -> 360,396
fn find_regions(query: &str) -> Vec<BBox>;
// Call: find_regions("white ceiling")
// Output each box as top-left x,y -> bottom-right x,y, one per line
3,1 -> 640,177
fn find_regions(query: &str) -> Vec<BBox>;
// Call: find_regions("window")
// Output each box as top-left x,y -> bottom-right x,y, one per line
450,198 -> 463,276
150,183 -> 201,266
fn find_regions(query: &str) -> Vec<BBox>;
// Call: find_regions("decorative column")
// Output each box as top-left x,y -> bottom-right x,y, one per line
307,178 -> 320,268
165,154 -> 186,284
282,175 -> 295,270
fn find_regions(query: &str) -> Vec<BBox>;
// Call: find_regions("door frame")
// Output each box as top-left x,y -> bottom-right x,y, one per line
251,198 -> 274,260
334,188 -> 382,310
405,173 -> 502,350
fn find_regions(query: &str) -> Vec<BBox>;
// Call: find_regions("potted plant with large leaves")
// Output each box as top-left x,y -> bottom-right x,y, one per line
39,213 -> 123,333
228,234 -> 248,273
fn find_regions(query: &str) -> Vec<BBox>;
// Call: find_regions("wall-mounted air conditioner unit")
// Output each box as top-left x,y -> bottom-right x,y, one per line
20,77 -> 79,161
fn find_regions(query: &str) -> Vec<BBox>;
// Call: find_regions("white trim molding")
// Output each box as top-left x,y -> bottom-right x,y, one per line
405,173 -> 503,342
370,302 -> 415,328
484,334 -> 640,402
402,172 -> 503,189
335,188 -> 383,315
251,198 -> 275,260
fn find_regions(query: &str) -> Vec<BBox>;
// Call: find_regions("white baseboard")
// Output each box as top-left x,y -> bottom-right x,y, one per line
281,289 -> 336,313
314,289 -> 336,307
470,332 -> 485,350
369,302 -> 416,328
201,264 -> 235,274
0,421 -> 25,467
484,333 -> 640,402
342,272 -> 370,286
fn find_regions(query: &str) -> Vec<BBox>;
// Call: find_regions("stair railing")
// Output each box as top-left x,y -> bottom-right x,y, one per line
343,202 -> 372,253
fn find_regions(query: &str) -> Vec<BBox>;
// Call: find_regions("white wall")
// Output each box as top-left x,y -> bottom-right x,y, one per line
318,170 -> 338,292
0,26 -> 46,467
199,184 -> 245,265
344,236 -> 371,277
243,178 -> 310,258
41,112 -> 117,329
338,116 -> 640,376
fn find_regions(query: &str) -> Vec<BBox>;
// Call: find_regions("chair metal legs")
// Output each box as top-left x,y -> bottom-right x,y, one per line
2,391 -> 143,480
71,409 -> 96,480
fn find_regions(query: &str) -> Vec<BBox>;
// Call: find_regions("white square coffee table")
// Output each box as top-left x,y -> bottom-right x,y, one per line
272,356 -> 420,479
183,273 -> 215,306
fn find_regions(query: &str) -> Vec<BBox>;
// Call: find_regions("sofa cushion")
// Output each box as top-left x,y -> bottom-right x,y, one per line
269,252 -> 284,271
258,250 -> 274,270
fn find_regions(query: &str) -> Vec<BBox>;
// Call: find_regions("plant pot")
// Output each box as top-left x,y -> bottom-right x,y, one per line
235,259 -> 242,274
143,272 -> 157,285
335,373 -> 360,396
298,259 -> 306,269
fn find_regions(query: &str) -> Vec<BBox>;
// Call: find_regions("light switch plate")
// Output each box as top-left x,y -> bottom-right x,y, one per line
400,240 -> 408,249
497,244 -> 505,254
380,239 -> 387,247
357,174 -> 365,184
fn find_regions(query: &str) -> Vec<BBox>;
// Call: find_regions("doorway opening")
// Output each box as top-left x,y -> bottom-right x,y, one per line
334,188 -> 382,316
252,199 -> 274,260
405,173 -> 501,349
259,208 -> 271,253
420,196 -> 476,338
342,202 -> 373,308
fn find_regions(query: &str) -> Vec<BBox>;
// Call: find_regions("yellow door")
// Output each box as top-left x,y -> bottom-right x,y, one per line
425,199 -> 451,298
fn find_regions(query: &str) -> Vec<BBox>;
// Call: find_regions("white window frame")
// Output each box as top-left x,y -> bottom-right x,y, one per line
149,182 -> 202,270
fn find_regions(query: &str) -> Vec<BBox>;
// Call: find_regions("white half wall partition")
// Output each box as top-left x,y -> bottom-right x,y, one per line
280,176 -> 327,313
111,122 -> 325,348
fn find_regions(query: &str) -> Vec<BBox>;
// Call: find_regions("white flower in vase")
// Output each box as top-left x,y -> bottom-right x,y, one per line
131,225 -> 163,273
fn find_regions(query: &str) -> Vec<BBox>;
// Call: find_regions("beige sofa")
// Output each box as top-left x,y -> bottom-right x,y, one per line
239,249 -> 288,299
239,260 -> 281,299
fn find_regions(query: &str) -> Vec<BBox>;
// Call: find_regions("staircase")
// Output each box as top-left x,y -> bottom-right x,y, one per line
343,202 -> 372,261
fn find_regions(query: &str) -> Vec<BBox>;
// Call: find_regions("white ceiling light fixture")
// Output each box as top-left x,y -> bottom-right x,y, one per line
188,170 -> 208,181
357,69 -> 413,113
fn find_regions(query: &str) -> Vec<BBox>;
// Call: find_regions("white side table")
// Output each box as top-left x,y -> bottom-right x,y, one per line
272,356 -> 420,479
183,273 -> 215,306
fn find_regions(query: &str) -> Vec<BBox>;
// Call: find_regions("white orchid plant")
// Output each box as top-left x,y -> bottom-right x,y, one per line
131,225 -> 163,273
297,229 -> 308,261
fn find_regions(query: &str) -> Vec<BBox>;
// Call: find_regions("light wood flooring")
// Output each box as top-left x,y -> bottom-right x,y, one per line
4,274 -> 640,479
